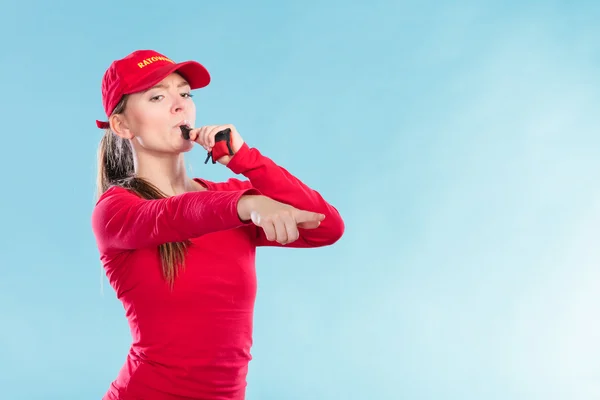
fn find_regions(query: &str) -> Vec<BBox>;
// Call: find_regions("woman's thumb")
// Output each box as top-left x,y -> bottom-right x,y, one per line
295,210 -> 325,227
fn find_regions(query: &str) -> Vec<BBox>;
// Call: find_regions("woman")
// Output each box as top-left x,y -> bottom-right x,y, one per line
91,49 -> 345,400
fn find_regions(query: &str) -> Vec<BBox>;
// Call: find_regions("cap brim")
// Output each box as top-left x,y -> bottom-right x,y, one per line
126,60 -> 211,94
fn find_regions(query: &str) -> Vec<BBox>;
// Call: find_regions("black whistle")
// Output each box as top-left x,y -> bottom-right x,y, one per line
180,125 -> 233,164
180,125 -> 192,140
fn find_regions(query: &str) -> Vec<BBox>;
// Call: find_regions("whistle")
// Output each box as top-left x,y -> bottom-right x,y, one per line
180,125 -> 234,164
180,125 -> 192,140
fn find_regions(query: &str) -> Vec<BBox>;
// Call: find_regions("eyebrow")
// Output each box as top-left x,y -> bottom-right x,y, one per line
143,81 -> 191,93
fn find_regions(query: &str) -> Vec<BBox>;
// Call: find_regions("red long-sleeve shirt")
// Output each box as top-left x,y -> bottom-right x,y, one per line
91,143 -> 344,400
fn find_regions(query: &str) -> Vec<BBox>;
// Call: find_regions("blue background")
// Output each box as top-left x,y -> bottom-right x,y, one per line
1,1 -> 599,399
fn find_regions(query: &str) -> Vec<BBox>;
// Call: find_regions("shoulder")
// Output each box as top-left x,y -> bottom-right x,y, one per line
92,186 -> 141,224
95,185 -> 140,207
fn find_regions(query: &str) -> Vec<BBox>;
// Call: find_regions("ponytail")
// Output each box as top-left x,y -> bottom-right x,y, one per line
96,95 -> 190,288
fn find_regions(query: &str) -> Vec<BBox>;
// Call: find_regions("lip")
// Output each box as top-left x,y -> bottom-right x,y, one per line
176,120 -> 191,128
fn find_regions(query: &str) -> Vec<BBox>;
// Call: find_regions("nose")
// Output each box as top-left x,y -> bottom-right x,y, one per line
171,92 -> 187,114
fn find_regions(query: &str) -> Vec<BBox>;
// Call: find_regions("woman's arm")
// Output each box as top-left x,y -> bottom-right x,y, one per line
226,143 -> 345,248
91,186 -> 259,253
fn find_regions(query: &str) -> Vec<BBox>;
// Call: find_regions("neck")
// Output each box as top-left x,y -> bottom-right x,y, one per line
133,150 -> 196,196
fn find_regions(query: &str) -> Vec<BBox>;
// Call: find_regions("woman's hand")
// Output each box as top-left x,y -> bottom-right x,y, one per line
237,195 -> 326,245
188,124 -> 245,165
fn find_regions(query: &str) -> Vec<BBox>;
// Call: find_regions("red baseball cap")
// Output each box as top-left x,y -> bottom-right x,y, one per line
95,49 -> 211,129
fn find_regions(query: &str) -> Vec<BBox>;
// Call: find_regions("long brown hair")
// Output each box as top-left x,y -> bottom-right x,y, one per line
96,95 -> 190,288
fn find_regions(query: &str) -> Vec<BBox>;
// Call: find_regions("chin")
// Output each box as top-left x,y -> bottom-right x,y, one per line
176,141 -> 195,153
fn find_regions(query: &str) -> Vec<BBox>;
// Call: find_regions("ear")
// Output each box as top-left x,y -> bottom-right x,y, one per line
109,114 -> 134,139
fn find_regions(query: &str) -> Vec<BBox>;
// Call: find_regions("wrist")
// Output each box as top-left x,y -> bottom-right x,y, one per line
237,194 -> 260,221
225,142 -> 250,173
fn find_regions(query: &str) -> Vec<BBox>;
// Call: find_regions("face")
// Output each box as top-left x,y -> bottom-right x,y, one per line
112,72 -> 196,154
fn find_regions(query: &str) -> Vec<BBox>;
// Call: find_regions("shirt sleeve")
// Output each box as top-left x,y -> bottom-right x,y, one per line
225,143 -> 345,248
91,186 -> 259,253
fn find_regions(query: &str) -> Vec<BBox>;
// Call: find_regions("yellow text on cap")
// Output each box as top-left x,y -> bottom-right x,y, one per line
137,56 -> 175,68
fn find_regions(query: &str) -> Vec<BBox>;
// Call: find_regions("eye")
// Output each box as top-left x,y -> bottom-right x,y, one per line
150,95 -> 164,102
181,92 -> 194,99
